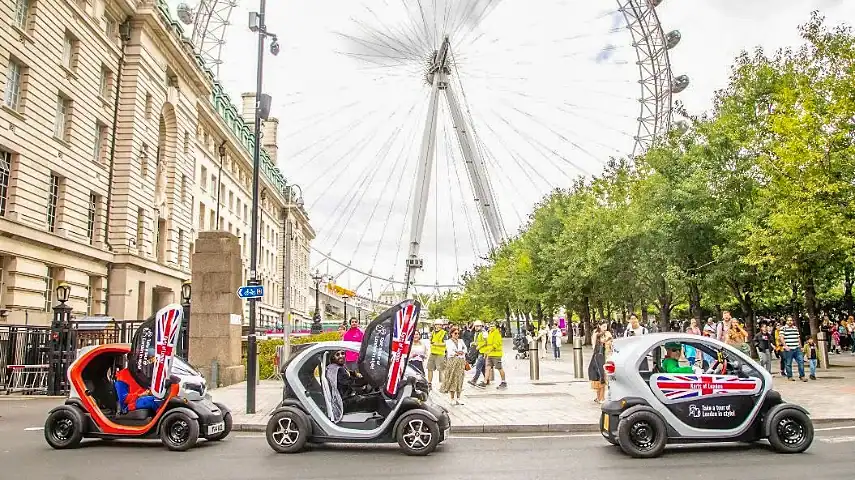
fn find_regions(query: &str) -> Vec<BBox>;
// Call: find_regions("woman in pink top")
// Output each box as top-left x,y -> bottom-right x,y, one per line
343,317 -> 364,371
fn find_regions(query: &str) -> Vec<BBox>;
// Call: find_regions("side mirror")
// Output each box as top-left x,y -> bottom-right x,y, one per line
165,375 -> 181,388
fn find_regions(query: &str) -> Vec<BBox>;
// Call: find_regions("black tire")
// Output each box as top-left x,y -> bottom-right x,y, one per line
159,412 -> 200,451
396,412 -> 441,456
768,408 -> 813,454
207,412 -> 233,441
616,410 -> 667,458
44,406 -> 85,449
266,409 -> 309,453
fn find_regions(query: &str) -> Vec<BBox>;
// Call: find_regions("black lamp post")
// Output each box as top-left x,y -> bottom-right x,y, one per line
245,0 -> 279,415
180,280 -> 191,360
48,282 -> 73,395
310,270 -> 328,334
342,294 -> 349,327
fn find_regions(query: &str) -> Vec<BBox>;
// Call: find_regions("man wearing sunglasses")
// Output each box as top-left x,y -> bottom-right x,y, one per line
661,342 -> 702,374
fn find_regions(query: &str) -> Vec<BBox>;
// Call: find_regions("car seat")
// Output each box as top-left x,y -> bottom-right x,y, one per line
113,379 -> 154,420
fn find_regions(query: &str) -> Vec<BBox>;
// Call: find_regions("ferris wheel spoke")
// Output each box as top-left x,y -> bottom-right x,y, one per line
475,118 -> 558,194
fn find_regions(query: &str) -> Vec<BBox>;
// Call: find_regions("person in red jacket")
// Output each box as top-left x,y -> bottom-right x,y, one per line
115,365 -> 162,413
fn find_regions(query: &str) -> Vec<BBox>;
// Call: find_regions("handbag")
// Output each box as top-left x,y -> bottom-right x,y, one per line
464,362 -> 472,371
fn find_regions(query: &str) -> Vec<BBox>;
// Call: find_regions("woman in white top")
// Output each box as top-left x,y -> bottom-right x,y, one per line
439,327 -> 468,405
409,331 -> 428,375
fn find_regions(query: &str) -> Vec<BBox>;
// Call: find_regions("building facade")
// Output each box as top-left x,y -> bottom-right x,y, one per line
0,0 -> 314,327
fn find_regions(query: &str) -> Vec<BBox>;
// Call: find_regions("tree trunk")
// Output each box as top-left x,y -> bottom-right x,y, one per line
729,280 -> 756,358
790,281 -> 799,318
656,276 -> 673,331
803,277 -> 820,338
640,302 -> 648,328
581,296 -> 592,345
844,266 -> 853,316
688,280 -> 702,321
595,299 -> 605,323
566,310 -> 574,344
536,302 -> 544,326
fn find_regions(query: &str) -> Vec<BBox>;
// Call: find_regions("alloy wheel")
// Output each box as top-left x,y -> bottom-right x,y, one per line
402,419 -> 433,451
271,417 -> 300,446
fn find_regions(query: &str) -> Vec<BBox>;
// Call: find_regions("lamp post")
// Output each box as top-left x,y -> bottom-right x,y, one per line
342,294 -> 349,327
282,184 -> 302,366
180,280 -> 191,360
48,283 -> 73,395
245,0 -> 279,415
310,270 -> 329,334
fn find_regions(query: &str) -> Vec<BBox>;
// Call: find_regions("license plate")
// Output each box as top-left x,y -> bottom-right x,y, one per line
443,427 -> 450,440
207,422 -> 225,435
602,413 -> 609,431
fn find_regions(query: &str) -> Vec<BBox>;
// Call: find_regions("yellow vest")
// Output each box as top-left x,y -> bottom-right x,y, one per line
486,328 -> 503,357
475,331 -> 490,354
430,330 -> 447,356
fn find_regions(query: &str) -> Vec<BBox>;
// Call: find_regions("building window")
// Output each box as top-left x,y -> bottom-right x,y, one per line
54,95 -> 72,141
200,166 -> 207,191
104,13 -> 117,41
144,93 -> 152,120
13,0 -> 30,30
178,228 -> 185,268
47,174 -> 60,232
198,203 -> 205,230
180,174 -> 187,202
0,150 -> 10,216
3,59 -> 24,111
62,32 -> 80,72
99,67 -> 112,99
243,204 -> 247,221
140,144 -> 149,177
87,193 -> 98,243
183,131 -> 189,154
136,208 -> 144,252
44,267 -> 56,312
228,190 -> 234,211
93,122 -> 107,163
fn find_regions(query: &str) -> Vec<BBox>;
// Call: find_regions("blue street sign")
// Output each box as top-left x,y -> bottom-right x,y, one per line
237,285 -> 264,299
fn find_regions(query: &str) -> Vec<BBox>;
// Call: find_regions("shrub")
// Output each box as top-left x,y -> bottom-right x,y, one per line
244,331 -> 343,380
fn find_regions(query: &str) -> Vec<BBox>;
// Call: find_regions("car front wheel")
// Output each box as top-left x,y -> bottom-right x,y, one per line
160,412 -> 200,451
266,409 -> 309,453
396,413 -> 440,456
617,410 -> 667,458
44,406 -> 85,449
768,408 -> 813,454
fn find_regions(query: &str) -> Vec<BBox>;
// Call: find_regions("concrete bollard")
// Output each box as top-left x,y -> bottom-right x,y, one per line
573,336 -> 584,379
210,359 -> 219,388
816,331 -> 829,370
528,336 -> 540,380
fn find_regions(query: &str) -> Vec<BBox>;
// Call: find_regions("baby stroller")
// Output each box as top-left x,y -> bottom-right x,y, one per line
513,333 -> 529,359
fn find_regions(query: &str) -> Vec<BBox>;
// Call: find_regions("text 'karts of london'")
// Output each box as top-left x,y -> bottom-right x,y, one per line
265,299 -> 451,456
44,305 -> 232,451
599,332 -> 814,458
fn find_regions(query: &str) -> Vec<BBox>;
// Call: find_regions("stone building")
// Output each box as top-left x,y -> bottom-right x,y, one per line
0,0 -> 314,326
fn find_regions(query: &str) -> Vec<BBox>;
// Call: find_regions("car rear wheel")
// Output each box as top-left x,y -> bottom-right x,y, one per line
44,406 -> 85,449
160,412 -> 200,451
768,408 -> 813,454
617,410 -> 667,458
396,413 -> 440,456
266,409 -> 309,453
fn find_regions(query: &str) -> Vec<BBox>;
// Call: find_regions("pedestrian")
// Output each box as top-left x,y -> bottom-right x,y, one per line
725,318 -> 749,355
624,314 -> 647,337
468,321 -> 489,387
848,316 -> 855,355
409,330 -> 428,375
537,324 -> 549,359
802,337 -> 818,380
482,322 -> 508,389
440,327 -> 468,405
781,316 -> 807,382
427,319 -> 447,386
754,323 -> 773,372
342,317 -> 364,371
550,323 -> 562,359
588,321 -> 612,404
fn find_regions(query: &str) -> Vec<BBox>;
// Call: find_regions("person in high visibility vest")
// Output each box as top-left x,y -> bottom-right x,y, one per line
482,321 -> 508,389
427,319 -> 447,385
467,320 -> 489,387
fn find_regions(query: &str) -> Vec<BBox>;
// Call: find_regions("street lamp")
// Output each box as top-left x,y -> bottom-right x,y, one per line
310,270 -> 330,334
180,280 -> 191,359
342,294 -> 350,327
56,283 -> 71,304
246,0 -> 279,415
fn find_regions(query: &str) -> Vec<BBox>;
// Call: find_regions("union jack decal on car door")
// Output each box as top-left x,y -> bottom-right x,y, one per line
650,374 -> 762,404
385,301 -> 419,396
151,304 -> 184,398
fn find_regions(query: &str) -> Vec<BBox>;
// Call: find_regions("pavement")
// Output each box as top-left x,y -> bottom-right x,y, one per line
211,340 -> 855,433
2,398 -> 855,479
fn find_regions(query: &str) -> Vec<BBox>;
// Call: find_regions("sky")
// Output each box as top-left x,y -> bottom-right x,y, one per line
168,0 -> 854,297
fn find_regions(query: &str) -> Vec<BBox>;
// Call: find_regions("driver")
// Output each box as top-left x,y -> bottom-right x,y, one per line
115,356 -> 162,413
661,343 -> 702,374
325,350 -> 372,414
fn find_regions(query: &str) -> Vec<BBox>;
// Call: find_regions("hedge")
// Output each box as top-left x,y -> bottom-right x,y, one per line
244,332 -> 343,379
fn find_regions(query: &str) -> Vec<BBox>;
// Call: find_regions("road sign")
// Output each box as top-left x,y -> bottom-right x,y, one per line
237,285 -> 264,299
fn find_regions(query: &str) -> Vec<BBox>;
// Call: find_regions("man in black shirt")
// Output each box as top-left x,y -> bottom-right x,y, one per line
753,323 -> 773,372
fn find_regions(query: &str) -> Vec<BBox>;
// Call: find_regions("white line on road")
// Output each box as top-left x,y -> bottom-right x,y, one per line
815,425 -> 855,432
507,434 -> 600,440
819,435 -> 855,444
24,427 -> 43,431
449,436 -> 498,440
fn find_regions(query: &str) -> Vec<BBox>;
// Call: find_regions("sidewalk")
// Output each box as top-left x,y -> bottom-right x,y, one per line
211,341 -> 855,433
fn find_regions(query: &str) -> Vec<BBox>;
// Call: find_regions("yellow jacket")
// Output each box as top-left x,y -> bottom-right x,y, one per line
484,328 -> 503,358
430,330 -> 447,356
475,331 -> 490,354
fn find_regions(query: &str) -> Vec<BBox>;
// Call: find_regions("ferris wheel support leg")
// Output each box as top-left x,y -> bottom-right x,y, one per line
443,80 -> 506,250
404,74 -> 443,297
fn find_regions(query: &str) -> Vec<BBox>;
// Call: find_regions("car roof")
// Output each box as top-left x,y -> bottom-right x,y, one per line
611,332 -> 729,359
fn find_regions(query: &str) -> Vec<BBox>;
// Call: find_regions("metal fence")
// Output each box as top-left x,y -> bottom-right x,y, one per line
0,319 -> 144,395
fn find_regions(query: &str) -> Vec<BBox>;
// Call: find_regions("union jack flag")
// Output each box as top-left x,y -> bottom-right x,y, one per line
386,302 -> 418,395
654,374 -> 761,402
151,305 -> 183,399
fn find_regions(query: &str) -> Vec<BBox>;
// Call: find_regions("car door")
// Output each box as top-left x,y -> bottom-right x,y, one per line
357,299 -> 421,397
648,340 -> 764,431
127,304 -> 184,399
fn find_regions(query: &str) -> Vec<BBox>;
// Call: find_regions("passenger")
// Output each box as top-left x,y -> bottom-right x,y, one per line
661,343 -> 702,374
115,361 -> 162,413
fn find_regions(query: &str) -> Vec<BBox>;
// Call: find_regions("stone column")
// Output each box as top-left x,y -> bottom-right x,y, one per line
189,231 -> 245,387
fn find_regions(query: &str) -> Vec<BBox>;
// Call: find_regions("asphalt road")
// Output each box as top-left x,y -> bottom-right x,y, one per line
2,398 -> 853,480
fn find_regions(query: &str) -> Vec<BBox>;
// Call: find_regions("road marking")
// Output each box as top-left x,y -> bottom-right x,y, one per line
815,425 -> 855,432
819,435 -> 855,444
449,435 -> 498,440
24,427 -> 43,431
